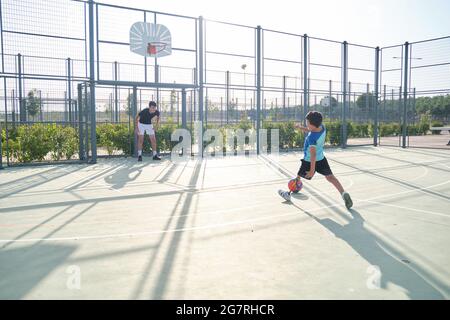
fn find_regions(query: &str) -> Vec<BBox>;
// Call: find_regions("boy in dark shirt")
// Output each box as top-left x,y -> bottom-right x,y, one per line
135,101 -> 161,161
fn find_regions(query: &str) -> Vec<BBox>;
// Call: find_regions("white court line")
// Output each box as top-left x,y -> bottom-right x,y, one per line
2,182 -> 449,244
356,199 -> 450,218
0,201 -> 343,243
266,154 -> 450,202
262,155 -> 450,216
1,157 -> 449,243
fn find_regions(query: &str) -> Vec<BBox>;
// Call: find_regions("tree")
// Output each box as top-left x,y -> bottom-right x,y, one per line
26,89 -> 41,119
415,94 -> 450,122
320,96 -> 338,108
356,93 -> 376,110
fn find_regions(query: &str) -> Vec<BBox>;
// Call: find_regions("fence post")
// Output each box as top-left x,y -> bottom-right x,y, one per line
398,86 -> 402,147
17,53 -> 26,122
342,41 -> 348,148
226,71 -> 230,124
114,61 -> 118,123
181,88 -> 187,129
348,82 -> 352,121
256,25 -> 262,155
88,0 -> 97,163
198,16 -> 205,157
303,34 -> 309,125
328,80 -> 332,120
205,88 -> 208,126
220,96 -> 223,126
282,75 -> 286,119
67,58 -> 72,124
64,91 -> 68,122
402,42 -> 409,149
132,86 -> 138,157
374,47 -> 380,146
78,83 -> 85,160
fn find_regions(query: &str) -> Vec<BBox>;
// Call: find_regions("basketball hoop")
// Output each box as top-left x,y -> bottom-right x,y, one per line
147,42 -> 167,56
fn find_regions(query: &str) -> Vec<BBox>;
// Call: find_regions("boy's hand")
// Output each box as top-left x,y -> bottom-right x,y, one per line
305,170 -> 315,179
295,123 -> 309,132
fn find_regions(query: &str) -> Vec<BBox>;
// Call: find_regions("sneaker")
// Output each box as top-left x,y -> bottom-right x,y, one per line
278,190 -> 291,202
342,192 -> 353,209
138,155 -> 142,162
153,154 -> 161,160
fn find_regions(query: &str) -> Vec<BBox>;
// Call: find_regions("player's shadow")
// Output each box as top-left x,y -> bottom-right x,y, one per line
104,161 -> 150,190
300,208 -> 445,299
291,193 -> 309,201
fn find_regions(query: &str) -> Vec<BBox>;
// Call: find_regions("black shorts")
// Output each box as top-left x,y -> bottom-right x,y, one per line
297,157 -> 333,179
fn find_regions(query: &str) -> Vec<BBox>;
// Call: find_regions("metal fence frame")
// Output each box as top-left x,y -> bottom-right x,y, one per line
1,0 -> 449,168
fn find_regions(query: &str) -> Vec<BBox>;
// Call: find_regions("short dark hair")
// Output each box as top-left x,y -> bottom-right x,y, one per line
149,101 -> 157,108
306,111 -> 323,128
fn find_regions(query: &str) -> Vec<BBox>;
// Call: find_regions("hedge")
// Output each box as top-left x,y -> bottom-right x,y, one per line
0,120 -> 444,163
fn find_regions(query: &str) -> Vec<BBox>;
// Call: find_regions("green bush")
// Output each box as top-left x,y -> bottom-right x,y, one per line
380,123 -> 401,137
48,124 -> 78,160
279,122 -> 297,149
407,124 -> 418,136
11,124 -> 52,162
431,121 -> 444,135
3,123 -> 78,162
324,121 -> 341,146
97,123 -> 117,155
1,128 -> 5,157
112,124 -> 133,155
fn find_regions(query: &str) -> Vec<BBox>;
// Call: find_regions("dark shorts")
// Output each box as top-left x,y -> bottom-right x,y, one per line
297,157 -> 333,179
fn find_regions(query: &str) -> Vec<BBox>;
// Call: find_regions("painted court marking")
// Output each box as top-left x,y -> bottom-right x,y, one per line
0,155 -> 449,243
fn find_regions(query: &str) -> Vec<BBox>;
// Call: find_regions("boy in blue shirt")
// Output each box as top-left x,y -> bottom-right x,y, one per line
278,111 -> 353,209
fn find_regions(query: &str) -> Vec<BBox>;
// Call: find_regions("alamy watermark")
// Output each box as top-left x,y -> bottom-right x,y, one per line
170,121 -> 280,163
66,265 -> 81,290
366,265 -> 382,290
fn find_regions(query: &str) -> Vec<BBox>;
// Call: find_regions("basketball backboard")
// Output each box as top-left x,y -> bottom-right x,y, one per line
130,22 -> 172,58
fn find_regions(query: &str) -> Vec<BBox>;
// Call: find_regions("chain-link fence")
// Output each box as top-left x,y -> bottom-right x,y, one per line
1,0 -> 449,167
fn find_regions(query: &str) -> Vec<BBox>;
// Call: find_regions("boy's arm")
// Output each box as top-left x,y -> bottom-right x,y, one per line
306,146 -> 316,178
294,123 -> 309,132
135,115 -> 140,132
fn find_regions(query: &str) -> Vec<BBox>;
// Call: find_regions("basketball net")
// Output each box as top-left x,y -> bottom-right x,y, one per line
147,43 -> 157,55
147,42 -> 166,56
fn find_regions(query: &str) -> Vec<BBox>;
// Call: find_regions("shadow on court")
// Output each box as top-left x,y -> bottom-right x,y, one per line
295,205 -> 446,299
129,159 -> 203,299
0,243 -> 77,299
103,161 -> 150,189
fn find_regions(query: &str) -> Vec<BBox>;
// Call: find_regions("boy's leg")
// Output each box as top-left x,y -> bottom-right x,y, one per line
325,174 -> 344,194
325,174 -> 353,209
137,134 -> 144,160
317,157 -> 353,209
149,134 -> 161,160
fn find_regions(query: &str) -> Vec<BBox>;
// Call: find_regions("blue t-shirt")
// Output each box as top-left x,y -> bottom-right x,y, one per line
303,125 -> 326,162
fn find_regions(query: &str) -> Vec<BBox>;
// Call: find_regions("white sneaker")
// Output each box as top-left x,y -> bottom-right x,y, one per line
278,190 -> 291,201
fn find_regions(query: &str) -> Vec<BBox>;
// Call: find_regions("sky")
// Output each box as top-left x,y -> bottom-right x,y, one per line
101,0 -> 450,47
